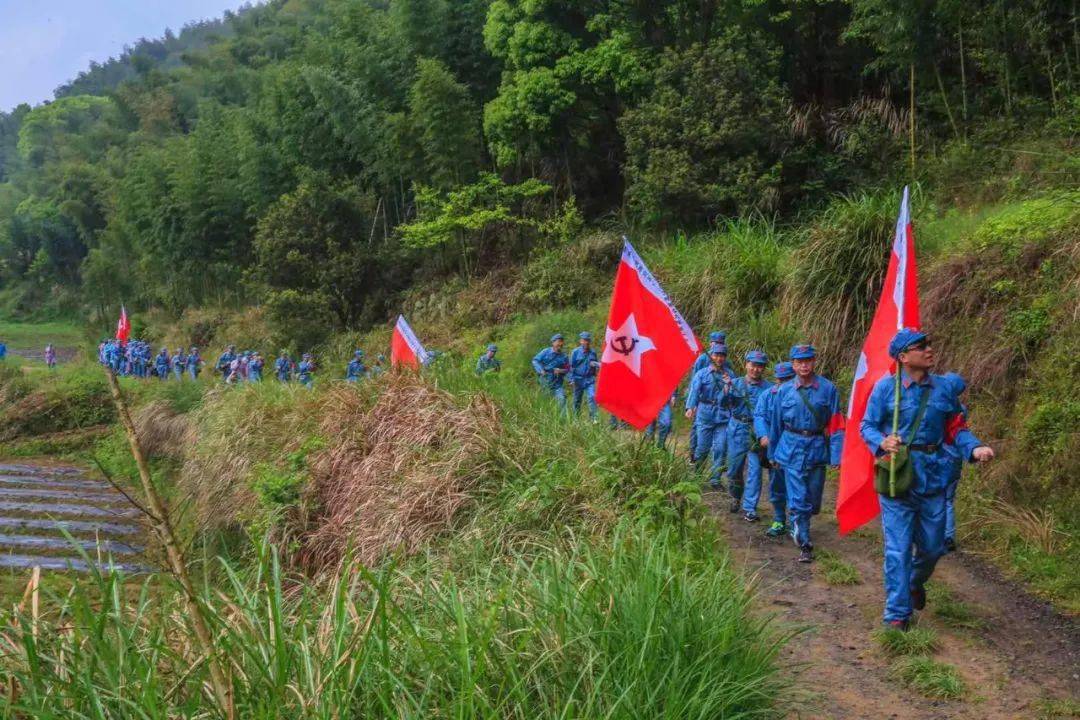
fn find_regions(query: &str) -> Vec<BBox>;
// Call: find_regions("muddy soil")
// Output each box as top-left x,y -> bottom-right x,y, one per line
706,486 -> 1079,719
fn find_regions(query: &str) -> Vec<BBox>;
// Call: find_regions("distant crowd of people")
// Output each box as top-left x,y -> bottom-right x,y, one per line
96,339 -> 387,388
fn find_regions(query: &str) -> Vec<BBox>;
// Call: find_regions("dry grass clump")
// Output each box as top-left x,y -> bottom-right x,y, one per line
181,383 -> 322,531
301,373 -> 498,571
133,401 -> 194,458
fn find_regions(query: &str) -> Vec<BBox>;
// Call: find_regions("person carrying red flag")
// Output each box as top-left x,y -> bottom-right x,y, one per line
837,186 -> 920,533
595,240 -> 699,429
860,329 -> 994,630
766,343 -> 844,563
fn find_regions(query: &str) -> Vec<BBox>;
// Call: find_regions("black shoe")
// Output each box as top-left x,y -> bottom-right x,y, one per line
798,546 -> 813,563
742,511 -> 759,523
884,619 -> 910,632
911,585 -> 926,611
944,536 -> 957,553
729,498 -> 741,513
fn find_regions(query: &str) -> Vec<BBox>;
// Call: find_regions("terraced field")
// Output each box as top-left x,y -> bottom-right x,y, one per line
0,462 -> 149,574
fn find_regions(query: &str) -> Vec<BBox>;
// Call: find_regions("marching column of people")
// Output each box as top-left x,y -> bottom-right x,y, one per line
95,321 -> 993,628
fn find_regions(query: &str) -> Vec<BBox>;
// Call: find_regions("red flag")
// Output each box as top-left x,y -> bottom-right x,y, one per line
837,186 -> 921,534
390,314 -> 428,369
116,305 -> 131,343
596,240 -> 701,429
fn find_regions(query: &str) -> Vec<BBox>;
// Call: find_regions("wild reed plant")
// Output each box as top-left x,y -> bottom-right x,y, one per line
0,527 -> 790,719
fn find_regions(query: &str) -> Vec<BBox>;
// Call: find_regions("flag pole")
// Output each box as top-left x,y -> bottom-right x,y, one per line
889,361 -> 901,496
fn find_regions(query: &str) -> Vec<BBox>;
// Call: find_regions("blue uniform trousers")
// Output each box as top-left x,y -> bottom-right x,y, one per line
944,467 -> 961,541
546,385 -> 566,413
694,419 -> 728,487
571,382 -> 597,420
645,404 -> 673,449
768,466 -> 787,525
784,465 -> 825,547
880,489 -> 947,623
726,421 -> 765,512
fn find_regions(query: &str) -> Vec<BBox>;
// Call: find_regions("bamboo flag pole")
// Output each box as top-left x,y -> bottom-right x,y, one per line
104,368 -> 235,719
889,362 -> 901,497
909,63 -> 917,182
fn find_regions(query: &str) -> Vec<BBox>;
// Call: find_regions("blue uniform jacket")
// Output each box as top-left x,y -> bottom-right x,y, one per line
217,352 -> 235,371
346,359 -> 367,380
685,366 -> 735,424
155,353 -> 170,371
860,372 -> 981,494
531,348 -> 569,389
754,383 -> 783,440
568,347 -> 599,386
297,361 -> 314,383
728,377 -> 772,425
767,375 -> 844,471
476,354 -> 500,374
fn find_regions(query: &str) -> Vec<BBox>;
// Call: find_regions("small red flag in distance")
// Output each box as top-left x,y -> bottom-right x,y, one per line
116,305 -> 131,343
836,186 -> 921,534
595,240 -> 701,429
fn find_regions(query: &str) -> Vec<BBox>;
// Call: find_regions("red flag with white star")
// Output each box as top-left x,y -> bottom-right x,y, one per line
596,239 -> 701,429
836,186 -> 921,534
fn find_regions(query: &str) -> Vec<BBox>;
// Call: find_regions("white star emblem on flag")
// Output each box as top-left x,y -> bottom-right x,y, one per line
602,313 -> 656,377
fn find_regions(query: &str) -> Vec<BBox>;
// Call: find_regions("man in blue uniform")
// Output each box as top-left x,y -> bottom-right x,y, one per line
568,331 -> 600,421
476,344 -> 500,375
767,344 -> 844,563
172,347 -> 187,380
345,350 -> 368,382
756,361 -> 795,538
297,353 -> 316,388
726,350 -> 773,520
645,391 -> 677,449
685,342 -> 735,489
217,345 -> 236,381
532,334 -> 570,413
187,346 -> 202,379
940,372 -> 968,553
275,350 -> 293,382
249,352 -> 264,382
371,354 -> 386,377
689,331 -> 729,459
154,347 -> 170,380
861,329 -> 993,629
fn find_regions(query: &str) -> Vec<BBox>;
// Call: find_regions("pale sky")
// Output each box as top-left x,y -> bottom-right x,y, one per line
0,0 -> 257,112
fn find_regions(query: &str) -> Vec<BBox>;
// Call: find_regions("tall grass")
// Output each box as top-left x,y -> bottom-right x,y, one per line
781,189 -> 901,366
0,528 -> 790,718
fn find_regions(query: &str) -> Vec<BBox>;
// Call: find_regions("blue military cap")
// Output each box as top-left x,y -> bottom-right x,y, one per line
354,349 -> 364,357
745,349 -> 768,365
486,343 -> 498,352
774,361 -> 795,380
377,354 -> 386,361
708,330 -> 727,343
550,333 -> 564,342
888,328 -> 928,359
579,331 -> 592,341
789,343 -> 816,360
708,342 -> 728,355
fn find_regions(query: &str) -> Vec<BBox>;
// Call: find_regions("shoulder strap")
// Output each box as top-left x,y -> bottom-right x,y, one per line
904,387 -> 932,446
795,385 -> 826,431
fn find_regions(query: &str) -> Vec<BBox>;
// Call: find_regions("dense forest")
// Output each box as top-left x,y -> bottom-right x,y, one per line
0,0 -> 1075,337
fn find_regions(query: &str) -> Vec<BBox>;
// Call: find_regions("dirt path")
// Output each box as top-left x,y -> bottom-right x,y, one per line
705,486 -> 1080,719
